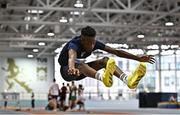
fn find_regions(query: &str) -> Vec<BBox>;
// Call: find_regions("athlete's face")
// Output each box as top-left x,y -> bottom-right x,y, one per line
81,36 -> 96,52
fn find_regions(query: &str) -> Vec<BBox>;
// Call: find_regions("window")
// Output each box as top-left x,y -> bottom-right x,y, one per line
161,55 -> 175,70
164,77 -> 170,86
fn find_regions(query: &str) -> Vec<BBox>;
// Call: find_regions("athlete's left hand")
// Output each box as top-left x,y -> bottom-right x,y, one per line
139,55 -> 156,64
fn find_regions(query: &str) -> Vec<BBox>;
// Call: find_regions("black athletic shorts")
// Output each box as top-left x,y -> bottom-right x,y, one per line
60,65 -> 86,81
60,59 -> 89,81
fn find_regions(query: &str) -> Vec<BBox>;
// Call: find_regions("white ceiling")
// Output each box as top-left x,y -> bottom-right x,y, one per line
0,0 -> 180,57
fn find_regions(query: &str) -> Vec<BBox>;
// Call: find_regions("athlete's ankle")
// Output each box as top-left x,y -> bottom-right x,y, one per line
119,73 -> 128,85
95,68 -> 104,81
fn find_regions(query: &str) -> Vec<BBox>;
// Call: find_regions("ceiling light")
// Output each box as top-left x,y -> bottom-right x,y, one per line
171,45 -> 179,49
28,10 -> 44,14
27,54 -> 34,58
47,32 -> 55,37
59,17 -> 68,23
38,42 -> 46,46
157,32 -> 163,37
127,49 -> 144,55
69,18 -> 73,22
147,45 -> 159,49
74,0 -> 83,8
47,29 -> 55,36
24,16 -> 38,21
70,11 -> 85,15
24,16 -> 31,21
106,43 -> 129,49
33,16 -> 38,20
137,34 -> 144,39
147,50 -> 159,55
33,49 -> 39,53
120,44 -> 129,49
165,22 -> 174,26
70,11 -> 80,15
161,45 -> 170,50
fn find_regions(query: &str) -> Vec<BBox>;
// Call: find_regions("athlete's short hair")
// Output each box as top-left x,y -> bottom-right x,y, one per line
81,26 -> 96,37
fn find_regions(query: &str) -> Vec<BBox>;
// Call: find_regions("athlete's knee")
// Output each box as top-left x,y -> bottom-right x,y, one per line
99,57 -> 109,67
102,57 -> 109,64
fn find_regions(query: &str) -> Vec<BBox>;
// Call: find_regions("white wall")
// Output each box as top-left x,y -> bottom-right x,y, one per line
0,56 -> 54,94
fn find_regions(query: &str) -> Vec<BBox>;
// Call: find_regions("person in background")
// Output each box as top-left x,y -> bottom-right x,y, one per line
49,78 -> 59,100
3,95 -> 8,109
76,84 -> 85,111
69,81 -> 77,110
45,98 -> 58,111
60,83 -> 67,110
31,92 -> 35,109
66,83 -> 71,107
77,84 -> 84,95
48,78 -> 59,111
48,91 -> 52,101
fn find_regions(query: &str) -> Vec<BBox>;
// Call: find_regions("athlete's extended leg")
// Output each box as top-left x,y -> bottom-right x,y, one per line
114,62 -> 147,89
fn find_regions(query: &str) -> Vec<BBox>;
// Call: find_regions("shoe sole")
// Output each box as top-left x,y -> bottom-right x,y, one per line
128,63 -> 146,89
103,58 -> 116,87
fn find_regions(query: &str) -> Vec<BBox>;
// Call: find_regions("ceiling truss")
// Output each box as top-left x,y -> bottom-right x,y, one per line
0,0 -> 180,57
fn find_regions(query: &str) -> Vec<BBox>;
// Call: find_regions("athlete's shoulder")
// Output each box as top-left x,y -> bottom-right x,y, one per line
94,40 -> 105,50
70,36 -> 81,42
66,36 -> 81,51
96,40 -> 104,44
68,36 -> 81,46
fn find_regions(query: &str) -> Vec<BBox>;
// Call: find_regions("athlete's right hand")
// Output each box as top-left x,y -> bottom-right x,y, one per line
68,67 -> 80,76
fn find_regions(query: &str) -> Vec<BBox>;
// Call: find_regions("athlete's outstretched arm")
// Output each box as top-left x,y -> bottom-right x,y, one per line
68,49 -> 80,76
103,45 -> 155,64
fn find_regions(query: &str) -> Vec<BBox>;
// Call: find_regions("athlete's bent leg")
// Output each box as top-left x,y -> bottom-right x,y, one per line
77,57 -> 116,87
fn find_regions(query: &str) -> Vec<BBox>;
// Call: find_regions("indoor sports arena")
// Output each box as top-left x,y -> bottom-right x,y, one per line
0,0 -> 180,114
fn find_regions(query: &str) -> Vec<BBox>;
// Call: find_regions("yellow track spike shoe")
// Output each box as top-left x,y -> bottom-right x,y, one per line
127,62 -> 147,89
102,58 -> 116,87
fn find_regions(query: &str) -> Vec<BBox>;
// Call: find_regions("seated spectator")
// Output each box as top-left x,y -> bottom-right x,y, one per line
45,98 -> 57,111
76,94 -> 85,111
169,95 -> 177,102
